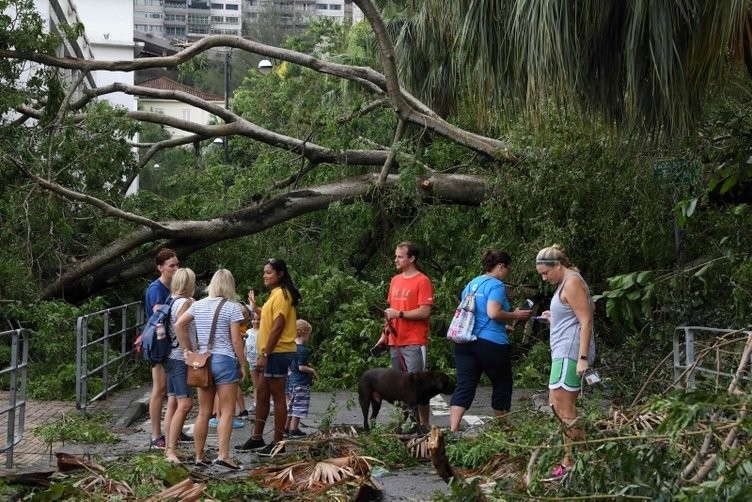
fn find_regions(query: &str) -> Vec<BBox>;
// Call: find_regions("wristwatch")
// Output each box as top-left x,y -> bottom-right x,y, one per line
399,311 -> 404,318
262,352 -> 269,358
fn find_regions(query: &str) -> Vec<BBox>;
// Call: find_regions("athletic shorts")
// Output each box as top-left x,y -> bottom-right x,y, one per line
390,345 -> 426,373
264,352 -> 295,378
549,357 -> 581,392
287,384 -> 311,418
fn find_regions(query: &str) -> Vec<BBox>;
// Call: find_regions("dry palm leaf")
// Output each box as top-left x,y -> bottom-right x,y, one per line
73,474 -> 133,497
143,478 -> 218,502
406,435 -> 430,459
253,454 -> 381,492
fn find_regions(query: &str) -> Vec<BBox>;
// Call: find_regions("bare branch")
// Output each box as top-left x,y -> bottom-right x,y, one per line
378,117 -> 406,184
7,155 -> 165,230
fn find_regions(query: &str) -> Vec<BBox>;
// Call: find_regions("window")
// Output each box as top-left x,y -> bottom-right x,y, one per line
329,4 -> 341,10
187,14 -> 209,24
181,109 -> 191,121
150,13 -> 163,19
135,24 -> 150,31
225,4 -> 238,10
165,13 -> 186,21
316,3 -> 327,9
211,15 -> 223,22
211,2 -> 223,8
225,16 -> 238,23
165,26 -> 186,35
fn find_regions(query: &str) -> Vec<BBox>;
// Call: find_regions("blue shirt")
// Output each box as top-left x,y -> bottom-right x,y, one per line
461,275 -> 510,345
145,278 -> 170,316
288,343 -> 312,386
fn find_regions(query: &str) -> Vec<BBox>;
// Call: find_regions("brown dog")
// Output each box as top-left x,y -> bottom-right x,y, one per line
358,368 -> 455,431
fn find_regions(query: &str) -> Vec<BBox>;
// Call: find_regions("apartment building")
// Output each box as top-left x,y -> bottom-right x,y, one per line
243,0 -> 362,24
133,0 -> 243,42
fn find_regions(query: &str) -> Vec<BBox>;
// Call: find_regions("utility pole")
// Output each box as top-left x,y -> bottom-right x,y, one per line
223,50 -> 230,164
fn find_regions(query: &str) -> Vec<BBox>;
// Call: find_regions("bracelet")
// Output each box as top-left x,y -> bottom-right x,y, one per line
399,311 -> 404,318
579,355 -> 588,360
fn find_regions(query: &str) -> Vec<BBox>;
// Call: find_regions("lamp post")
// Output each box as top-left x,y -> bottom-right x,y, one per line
222,50 -> 230,164
258,59 -> 273,75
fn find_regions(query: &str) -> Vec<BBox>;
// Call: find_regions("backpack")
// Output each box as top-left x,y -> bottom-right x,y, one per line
446,279 -> 490,344
134,296 -> 180,364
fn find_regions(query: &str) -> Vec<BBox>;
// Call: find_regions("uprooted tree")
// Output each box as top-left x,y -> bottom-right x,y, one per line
1,0 -> 751,303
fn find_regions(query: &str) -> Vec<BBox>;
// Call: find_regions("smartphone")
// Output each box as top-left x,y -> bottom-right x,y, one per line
521,299 -> 534,310
532,316 -> 548,321
370,345 -> 388,357
584,369 -> 602,385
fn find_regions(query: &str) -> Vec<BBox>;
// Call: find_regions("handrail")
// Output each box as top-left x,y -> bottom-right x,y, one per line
0,328 -> 30,468
76,302 -> 145,413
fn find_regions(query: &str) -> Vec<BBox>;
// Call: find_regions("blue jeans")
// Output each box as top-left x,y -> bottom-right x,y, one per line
211,354 -> 241,385
164,357 -> 192,399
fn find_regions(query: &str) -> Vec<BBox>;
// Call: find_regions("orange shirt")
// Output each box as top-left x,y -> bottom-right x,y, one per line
387,272 -> 433,346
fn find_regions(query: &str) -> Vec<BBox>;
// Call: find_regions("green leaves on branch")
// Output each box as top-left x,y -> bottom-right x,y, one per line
594,271 -> 655,330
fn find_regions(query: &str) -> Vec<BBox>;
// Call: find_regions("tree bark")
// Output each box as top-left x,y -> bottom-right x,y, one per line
43,172 -> 490,301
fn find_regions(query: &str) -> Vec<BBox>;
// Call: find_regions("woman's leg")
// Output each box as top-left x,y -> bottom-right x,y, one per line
166,396 -> 192,462
163,395 -> 177,459
268,376 -> 288,443
477,341 -> 513,414
194,386 -> 215,462
251,373 -> 270,439
149,364 -> 167,441
549,387 -> 581,467
449,343 -> 481,432
215,382 -> 239,463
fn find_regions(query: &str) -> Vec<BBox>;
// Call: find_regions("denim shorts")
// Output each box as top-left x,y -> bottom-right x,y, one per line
264,352 -> 295,378
164,357 -> 192,399
211,353 -> 241,385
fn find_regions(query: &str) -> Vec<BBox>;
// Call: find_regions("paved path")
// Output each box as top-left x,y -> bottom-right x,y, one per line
3,385 -> 542,500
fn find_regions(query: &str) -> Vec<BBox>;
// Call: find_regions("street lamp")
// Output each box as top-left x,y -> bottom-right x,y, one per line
258,59 -> 273,75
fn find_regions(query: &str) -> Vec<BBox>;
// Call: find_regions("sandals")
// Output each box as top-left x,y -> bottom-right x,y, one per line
213,458 -> 242,470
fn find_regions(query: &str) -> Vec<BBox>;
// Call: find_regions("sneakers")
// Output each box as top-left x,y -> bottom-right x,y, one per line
256,442 -> 286,457
282,427 -> 289,437
235,437 -> 266,451
237,410 -> 249,419
179,431 -> 194,443
542,464 -> 571,482
209,417 -> 244,428
288,429 -> 306,437
150,435 -> 165,449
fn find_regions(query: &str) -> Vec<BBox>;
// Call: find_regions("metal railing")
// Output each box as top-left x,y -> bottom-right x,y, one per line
76,302 -> 144,413
0,328 -> 30,468
673,326 -> 752,390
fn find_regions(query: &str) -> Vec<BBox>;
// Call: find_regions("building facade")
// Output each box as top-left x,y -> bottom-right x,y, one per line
242,0 -> 362,24
133,0 -> 243,42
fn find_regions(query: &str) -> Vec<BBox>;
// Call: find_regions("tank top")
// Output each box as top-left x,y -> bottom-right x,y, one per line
549,272 -> 595,363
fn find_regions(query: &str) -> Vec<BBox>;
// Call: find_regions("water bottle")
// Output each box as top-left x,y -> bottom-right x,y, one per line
156,322 -> 166,340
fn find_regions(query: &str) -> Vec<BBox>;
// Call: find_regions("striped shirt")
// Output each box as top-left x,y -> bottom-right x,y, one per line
168,296 -> 196,361
188,297 -> 244,359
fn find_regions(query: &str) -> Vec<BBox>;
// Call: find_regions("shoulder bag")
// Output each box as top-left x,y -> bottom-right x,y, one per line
185,298 -> 226,387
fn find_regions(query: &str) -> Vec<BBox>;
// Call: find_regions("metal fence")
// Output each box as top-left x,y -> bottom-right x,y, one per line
76,302 -> 144,414
0,328 -> 30,468
673,326 -> 752,390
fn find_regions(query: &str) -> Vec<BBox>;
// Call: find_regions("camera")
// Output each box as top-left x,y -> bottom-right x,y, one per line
369,345 -> 388,357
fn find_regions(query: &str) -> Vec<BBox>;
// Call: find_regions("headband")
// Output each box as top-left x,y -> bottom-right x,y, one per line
535,259 -> 559,264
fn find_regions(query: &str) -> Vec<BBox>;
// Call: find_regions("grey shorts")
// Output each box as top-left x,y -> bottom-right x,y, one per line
390,345 -> 426,373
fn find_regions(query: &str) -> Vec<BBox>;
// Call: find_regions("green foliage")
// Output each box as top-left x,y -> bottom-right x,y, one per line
594,270 -> 656,331
107,453 -> 188,498
33,411 -> 116,444
357,423 -> 416,466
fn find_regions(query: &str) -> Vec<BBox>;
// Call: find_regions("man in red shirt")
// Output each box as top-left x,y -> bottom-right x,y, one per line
377,241 -> 434,432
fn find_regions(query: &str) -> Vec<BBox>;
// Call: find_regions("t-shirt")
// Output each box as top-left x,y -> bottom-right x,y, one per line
245,328 -> 259,365
188,297 -> 244,359
257,287 -> 297,354
461,275 -> 510,345
144,278 -> 170,316
287,343 -> 312,386
168,296 -> 196,360
387,272 -> 433,346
